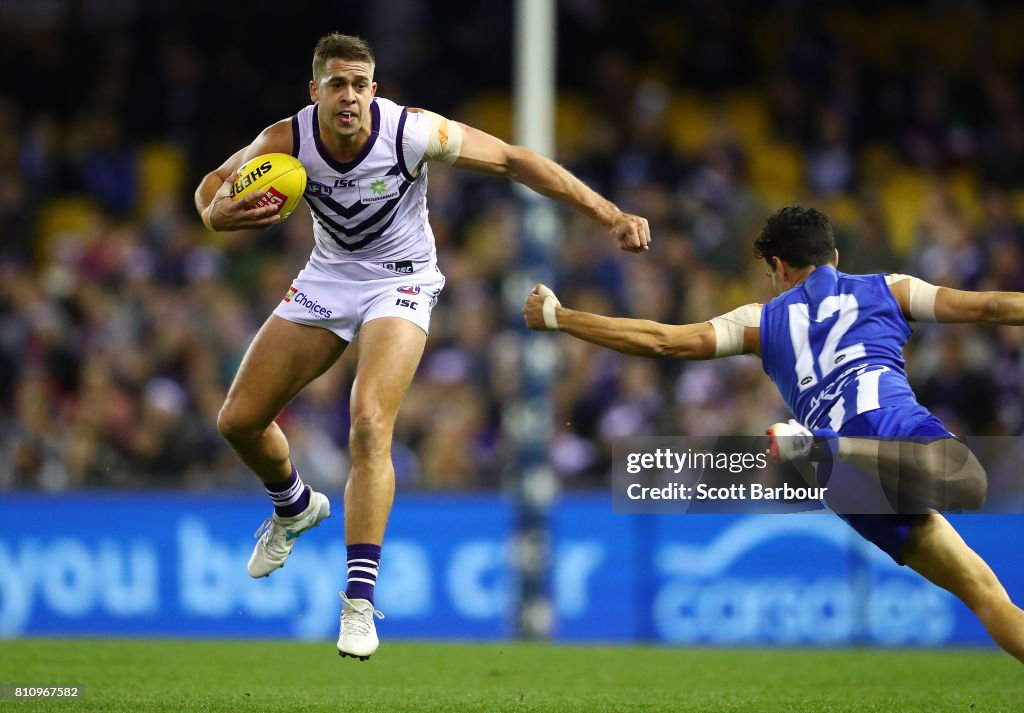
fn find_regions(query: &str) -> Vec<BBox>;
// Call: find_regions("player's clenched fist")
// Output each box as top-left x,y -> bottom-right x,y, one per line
609,212 -> 651,253
203,172 -> 282,231
523,284 -> 561,331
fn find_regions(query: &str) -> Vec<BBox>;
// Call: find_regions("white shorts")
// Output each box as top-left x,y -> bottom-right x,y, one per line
273,255 -> 445,342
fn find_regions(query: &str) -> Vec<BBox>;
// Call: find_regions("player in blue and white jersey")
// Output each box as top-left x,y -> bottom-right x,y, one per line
194,33 -> 651,660
524,205 -> 1024,662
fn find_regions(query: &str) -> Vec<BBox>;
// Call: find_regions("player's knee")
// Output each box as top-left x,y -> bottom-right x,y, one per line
943,453 -> 987,511
956,468 -> 987,511
933,472 -> 986,511
217,404 -> 262,446
918,441 -> 987,511
349,410 -> 392,460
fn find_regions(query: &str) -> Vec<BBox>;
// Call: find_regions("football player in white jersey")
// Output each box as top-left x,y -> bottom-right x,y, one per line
194,33 -> 650,660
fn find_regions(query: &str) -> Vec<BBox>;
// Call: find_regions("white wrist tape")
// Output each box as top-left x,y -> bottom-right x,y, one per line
708,303 -> 762,357
537,285 -> 560,330
886,274 -> 939,322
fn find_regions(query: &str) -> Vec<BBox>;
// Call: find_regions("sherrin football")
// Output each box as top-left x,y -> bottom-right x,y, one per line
231,153 -> 307,221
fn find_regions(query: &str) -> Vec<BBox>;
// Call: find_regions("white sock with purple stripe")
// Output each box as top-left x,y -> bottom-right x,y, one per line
266,466 -> 310,518
346,544 -> 382,604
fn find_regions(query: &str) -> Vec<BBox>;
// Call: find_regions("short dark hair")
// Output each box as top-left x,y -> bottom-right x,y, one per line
312,33 -> 375,79
752,205 -> 836,269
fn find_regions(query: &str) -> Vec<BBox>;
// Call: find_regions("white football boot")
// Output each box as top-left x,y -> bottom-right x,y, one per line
337,592 -> 384,661
248,487 -> 331,578
766,419 -> 816,463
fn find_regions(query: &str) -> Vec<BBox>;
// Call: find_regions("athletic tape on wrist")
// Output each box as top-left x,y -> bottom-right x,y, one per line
542,296 -> 559,330
204,195 -> 227,231
536,285 -> 560,330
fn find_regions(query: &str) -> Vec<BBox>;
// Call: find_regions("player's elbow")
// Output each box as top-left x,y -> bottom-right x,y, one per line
649,337 -> 676,358
980,293 -> 1006,323
656,328 -> 714,360
648,325 -> 682,358
978,291 -> 1024,325
655,329 -> 712,358
504,145 -> 539,182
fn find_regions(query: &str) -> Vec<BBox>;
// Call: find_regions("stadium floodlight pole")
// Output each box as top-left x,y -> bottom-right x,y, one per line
504,0 -> 559,641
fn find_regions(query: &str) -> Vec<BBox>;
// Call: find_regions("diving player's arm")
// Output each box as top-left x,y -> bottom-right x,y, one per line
886,274 -> 1024,325
194,119 -> 293,231
404,108 -> 649,253
522,284 -> 761,359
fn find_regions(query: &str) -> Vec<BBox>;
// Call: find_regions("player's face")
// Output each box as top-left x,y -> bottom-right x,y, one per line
311,59 -> 377,140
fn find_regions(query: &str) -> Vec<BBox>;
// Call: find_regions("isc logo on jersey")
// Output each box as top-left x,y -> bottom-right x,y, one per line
231,153 -> 307,221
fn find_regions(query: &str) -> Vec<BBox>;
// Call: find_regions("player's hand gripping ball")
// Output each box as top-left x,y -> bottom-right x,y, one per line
231,153 -> 307,221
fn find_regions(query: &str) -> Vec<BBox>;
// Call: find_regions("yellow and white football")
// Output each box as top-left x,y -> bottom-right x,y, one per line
231,153 -> 307,221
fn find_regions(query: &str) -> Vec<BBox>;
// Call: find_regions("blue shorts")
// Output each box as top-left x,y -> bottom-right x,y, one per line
834,403 -> 953,564
838,402 -> 953,441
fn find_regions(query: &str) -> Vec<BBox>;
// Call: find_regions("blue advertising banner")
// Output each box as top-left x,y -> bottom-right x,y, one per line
0,493 -> 1019,647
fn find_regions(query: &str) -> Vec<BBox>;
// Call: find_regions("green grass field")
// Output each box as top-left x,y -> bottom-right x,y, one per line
2,640 -> 1021,712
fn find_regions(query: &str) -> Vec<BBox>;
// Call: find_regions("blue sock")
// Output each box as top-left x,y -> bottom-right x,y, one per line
346,544 -> 382,604
266,466 -> 310,517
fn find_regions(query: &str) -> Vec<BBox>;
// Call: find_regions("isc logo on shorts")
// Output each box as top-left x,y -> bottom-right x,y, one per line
383,261 -> 414,274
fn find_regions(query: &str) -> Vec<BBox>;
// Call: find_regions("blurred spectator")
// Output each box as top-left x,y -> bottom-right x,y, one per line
3,0 -> 1024,492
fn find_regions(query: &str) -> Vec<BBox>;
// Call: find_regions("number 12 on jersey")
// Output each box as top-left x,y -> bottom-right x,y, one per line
788,294 -> 866,392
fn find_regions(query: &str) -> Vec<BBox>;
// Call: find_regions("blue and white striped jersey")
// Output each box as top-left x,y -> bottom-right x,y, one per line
760,267 -> 920,430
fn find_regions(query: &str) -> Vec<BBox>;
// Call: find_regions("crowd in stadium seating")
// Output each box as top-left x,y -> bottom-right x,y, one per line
3,2 -> 1024,490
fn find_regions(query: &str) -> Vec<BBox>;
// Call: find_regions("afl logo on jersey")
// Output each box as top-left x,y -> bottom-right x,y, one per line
306,180 -> 333,198
397,285 -> 421,295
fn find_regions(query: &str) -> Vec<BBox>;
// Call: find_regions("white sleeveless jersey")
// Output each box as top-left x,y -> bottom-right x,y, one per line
292,97 -> 436,266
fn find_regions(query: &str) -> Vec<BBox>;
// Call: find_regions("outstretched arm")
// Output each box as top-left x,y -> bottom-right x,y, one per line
522,285 -> 761,359
887,275 -> 1024,325
194,119 -> 294,231
418,113 -> 649,253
